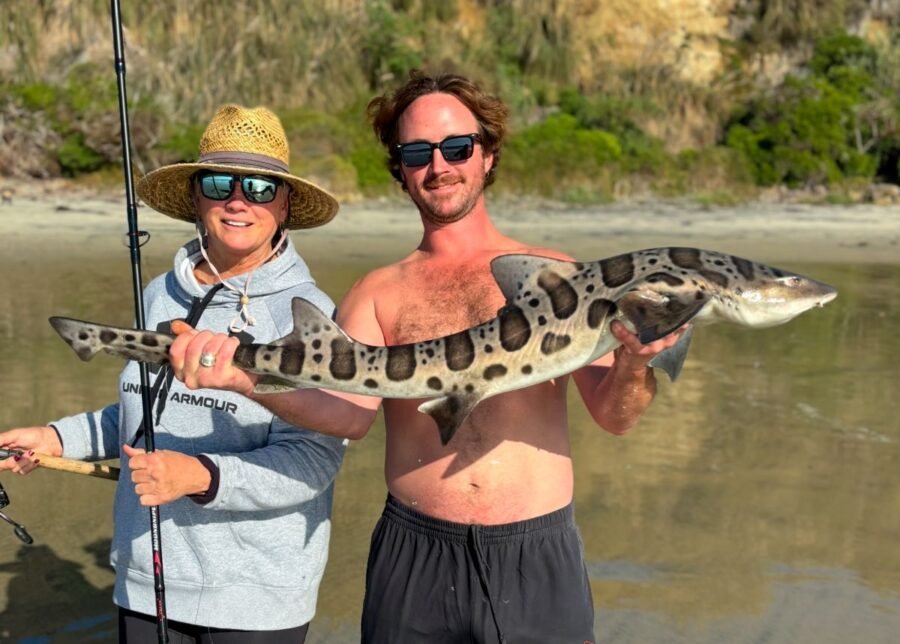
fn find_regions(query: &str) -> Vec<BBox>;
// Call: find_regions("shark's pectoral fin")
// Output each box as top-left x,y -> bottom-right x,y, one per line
252,375 -> 301,394
617,290 -> 707,344
647,325 -> 694,381
418,394 -> 482,446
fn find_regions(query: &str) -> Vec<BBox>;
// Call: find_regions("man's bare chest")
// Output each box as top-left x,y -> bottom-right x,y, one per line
386,265 -> 505,344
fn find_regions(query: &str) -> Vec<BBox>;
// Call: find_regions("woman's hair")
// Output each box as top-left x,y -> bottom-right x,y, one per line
367,70 -> 509,188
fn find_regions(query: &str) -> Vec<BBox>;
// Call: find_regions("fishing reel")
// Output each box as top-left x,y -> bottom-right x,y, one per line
0,481 -> 34,544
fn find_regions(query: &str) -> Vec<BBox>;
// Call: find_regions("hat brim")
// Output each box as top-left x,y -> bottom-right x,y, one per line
136,161 -> 338,230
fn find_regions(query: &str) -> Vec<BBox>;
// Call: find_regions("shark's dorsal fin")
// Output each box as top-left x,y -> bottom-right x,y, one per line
418,393 -> 483,445
617,289 -> 708,344
490,254 -> 579,303
267,298 -> 352,347
647,325 -> 694,381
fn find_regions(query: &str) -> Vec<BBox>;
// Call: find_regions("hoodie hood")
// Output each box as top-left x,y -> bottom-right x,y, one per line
173,237 -> 315,304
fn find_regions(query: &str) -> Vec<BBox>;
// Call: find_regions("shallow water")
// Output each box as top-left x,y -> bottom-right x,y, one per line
1,220 -> 898,643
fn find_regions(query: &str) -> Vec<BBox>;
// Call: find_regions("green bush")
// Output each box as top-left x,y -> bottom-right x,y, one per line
58,133 -> 106,175
725,33 -> 890,187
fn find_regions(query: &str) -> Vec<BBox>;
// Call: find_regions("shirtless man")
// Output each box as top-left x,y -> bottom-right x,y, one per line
170,71 -> 686,643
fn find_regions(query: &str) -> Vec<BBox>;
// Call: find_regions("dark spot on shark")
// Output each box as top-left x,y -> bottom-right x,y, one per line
522,365 -> 533,375
312,339 -> 322,350
280,348 -> 304,376
313,354 -> 323,364
541,332 -> 572,354
700,269 -> 729,288
485,345 -> 493,353
646,272 -> 685,286
263,353 -> 272,361
100,330 -> 117,344
425,348 -> 435,358
498,304 -> 531,351
670,248 -> 703,270
483,365 -> 508,380
386,345 -> 416,381
538,315 -> 547,326
444,330 -> 475,371
427,377 -> 443,390
599,255 -> 635,287
78,331 -> 89,341
588,299 -> 616,329
537,270 -> 578,319
364,379 -> 378,388
330,337 -> 356,380
368,355 -> 377,365
586,284 -> 595,293
311,325 -> 321,334
141,335 -> 159,347
233,344 -> 259,370
528,298 -> 540,307
311,374 -> 321,382
731,256 -> 755,280
465,384 -> 475,393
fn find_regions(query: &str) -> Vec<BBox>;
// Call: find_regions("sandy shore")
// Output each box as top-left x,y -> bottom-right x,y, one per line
4,180 -> 899,265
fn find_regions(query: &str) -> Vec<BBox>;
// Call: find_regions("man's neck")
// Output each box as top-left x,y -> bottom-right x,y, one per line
417,201 -> 505,259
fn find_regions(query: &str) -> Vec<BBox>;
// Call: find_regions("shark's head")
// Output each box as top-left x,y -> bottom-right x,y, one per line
702,270 -> 838,328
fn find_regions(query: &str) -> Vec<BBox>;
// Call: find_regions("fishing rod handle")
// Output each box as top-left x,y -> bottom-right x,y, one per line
1,449 -> 119,481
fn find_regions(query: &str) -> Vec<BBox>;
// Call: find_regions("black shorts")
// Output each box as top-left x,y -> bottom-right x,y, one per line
361,495 -> 595,644
117,608 -> 309,643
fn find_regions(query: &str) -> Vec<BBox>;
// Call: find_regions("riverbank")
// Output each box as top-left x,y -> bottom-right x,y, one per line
3,179 -> 899,265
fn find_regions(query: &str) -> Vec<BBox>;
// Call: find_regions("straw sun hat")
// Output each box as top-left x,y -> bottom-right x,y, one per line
136,104 -> 338,229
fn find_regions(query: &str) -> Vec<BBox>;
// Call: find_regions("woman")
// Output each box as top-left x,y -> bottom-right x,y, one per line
0,104 -> 345,642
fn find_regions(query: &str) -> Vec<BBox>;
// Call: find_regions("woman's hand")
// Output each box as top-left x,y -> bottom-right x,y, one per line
122,444 -> 212,506
0,426 -> 63,475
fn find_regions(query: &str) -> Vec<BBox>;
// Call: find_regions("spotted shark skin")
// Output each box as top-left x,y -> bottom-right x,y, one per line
49,247 -> 837,445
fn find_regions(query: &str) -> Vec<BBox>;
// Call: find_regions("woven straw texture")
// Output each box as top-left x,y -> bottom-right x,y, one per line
136,105 -> 338,229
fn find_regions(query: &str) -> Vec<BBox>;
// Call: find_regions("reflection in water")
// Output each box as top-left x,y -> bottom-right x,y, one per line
1,234 -> 898,643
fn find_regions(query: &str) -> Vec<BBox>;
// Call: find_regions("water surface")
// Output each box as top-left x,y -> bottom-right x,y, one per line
1,215 -> 898,643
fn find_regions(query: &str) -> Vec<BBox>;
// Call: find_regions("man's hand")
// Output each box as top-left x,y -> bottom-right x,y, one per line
609,320 -> 689,372
122,444 -> 212,506
169,321 -> 259,396
0,426 -> 63,475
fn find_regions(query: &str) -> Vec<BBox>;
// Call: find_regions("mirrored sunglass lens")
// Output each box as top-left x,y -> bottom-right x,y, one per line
201,174 -> 235,199
400,143 -> 434,167
440,137 -> 474,161
241,176 -> 278,203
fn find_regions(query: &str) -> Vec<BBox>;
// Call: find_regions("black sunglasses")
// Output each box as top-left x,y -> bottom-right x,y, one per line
394,133 -> 482,168
196,172 -> 282,204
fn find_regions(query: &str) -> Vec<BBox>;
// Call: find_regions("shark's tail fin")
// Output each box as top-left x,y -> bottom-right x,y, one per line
49,316 -> 173,364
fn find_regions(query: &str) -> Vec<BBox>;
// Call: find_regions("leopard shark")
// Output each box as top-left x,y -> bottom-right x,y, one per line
49,247 -> 837,445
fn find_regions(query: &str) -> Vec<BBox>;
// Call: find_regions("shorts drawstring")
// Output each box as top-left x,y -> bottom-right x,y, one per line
469,524 -> 506,644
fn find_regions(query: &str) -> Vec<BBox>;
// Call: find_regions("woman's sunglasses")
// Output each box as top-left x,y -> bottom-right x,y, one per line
394,133 -> 482,168
196,172 -> 282,204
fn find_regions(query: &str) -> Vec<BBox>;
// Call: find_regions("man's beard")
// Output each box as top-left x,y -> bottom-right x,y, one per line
412,171 -> 485,225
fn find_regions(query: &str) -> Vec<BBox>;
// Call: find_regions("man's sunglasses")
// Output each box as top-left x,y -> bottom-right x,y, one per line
196,172 -> 282,204
394,133 -> 482,168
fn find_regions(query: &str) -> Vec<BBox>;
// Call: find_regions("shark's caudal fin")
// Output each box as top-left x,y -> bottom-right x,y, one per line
418,394 -> 482,445
49,317 -> 173,364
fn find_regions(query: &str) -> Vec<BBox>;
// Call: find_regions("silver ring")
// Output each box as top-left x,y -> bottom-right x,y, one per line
199,352 -> 216,368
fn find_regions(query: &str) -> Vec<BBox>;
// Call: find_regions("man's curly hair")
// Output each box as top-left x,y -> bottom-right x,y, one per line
367,70 -> 509,189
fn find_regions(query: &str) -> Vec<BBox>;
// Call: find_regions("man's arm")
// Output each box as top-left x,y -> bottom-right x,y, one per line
572,321 -> 687,435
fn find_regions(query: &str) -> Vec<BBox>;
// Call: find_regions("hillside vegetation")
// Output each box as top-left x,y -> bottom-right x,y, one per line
1,0 -> 898,203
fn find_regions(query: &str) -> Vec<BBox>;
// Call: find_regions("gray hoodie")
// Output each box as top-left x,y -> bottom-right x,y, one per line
52,237 -> 346,630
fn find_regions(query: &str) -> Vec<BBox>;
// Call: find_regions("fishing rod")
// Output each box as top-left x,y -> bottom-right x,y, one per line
0,481 -> 33,544
0,448 -> 119,480
109,0 -> 169,641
